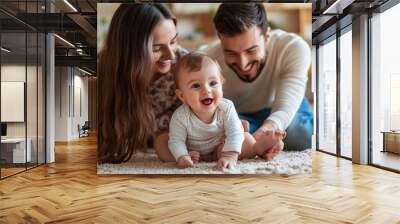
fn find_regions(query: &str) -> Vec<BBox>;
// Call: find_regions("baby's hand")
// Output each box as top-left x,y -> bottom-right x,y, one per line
188,150 -> 200,163
177,155 -> 194,169
217,151 -> 239,170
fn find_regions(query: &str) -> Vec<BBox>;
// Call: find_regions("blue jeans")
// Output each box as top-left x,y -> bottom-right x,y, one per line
239,98 -> 314,151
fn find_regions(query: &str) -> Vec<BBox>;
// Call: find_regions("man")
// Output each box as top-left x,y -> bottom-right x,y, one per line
205,3 -> 313,160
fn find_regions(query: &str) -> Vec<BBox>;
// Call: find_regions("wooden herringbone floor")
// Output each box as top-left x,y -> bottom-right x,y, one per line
1,135 -> 400,224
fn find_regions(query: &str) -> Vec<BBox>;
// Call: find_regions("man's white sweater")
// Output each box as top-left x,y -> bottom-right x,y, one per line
205,29 -> 311,130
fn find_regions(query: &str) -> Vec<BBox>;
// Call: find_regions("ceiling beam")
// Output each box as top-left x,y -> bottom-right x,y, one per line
67,13 -> 96,41
55,55 -> 96,73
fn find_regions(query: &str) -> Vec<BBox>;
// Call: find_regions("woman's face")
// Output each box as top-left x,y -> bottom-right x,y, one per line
151,19 -> 178,75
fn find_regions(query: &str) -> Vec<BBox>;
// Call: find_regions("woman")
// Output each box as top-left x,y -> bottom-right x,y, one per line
98,3 -> 185,163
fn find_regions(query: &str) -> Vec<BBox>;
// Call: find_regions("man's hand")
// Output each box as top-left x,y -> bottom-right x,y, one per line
253,120 -> 279,141
217,151 -> 239,170
177,155 -> 194,169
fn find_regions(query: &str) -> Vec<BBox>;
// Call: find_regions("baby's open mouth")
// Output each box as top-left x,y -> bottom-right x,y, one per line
201,98 -> 213,106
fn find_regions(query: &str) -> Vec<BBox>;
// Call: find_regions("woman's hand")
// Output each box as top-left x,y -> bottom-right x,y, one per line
177,155 -> 194,168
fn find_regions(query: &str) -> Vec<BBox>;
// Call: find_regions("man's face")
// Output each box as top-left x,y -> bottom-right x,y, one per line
219,26 -> 268,82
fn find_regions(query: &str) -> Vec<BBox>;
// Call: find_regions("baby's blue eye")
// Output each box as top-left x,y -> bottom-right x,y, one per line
191,83 -> 201,89
210,80 -> 218,87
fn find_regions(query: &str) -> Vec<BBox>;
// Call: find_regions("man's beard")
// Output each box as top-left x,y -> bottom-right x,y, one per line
228,58 -> 266,83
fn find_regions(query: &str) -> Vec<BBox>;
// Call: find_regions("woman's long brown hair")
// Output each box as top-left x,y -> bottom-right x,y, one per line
98,4 -> 176,163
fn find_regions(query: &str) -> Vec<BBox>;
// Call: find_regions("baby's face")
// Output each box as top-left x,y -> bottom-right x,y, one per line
176,61 -> 223,115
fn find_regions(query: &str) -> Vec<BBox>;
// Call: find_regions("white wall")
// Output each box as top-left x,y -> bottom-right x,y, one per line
1,63 -> 46,163
1,65 -> 26,81
1,82 -> 25,122
55,66 -> 69,141
55,67 -> 89,141
1,65 -> 36,138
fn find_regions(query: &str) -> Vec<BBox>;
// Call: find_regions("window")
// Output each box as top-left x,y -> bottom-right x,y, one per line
317,37 -> 337,154
371,2 -> 400,171
0,1 -> 46,179
340,29 -> 352,158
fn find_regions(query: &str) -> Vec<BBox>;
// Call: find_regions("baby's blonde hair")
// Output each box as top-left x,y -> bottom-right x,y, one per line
173,52 -> 225,89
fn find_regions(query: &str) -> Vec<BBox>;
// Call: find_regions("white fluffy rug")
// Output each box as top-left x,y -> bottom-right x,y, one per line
97,149 -> 312,175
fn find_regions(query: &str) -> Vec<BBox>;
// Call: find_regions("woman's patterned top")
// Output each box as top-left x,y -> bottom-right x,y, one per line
149,46 -> 188,136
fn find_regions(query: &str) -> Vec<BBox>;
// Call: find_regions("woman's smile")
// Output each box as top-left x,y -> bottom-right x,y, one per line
157,60 -> 171,67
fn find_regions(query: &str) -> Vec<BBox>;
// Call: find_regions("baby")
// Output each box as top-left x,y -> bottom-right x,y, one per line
168,52 -> 285,170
